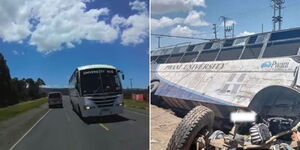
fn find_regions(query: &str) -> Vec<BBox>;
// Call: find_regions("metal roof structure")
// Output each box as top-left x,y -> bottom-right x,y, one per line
151,27 -> 300,64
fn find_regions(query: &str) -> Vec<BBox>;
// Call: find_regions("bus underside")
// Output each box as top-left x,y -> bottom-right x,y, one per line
153,84 -> 300,149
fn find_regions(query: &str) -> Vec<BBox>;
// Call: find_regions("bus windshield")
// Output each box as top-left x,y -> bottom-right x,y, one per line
80,68 -> 122,95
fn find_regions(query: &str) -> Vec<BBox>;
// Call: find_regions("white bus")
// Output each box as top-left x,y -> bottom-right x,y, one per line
69,64 -> 124,118
151,27 -> 300,149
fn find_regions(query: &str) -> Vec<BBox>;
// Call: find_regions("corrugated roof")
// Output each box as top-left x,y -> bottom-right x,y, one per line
77,64 -> 116,71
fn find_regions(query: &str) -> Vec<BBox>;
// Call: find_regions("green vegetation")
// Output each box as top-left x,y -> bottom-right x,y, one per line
0,97 -> 47,122
124,99 -> 149,114
0,53 -> 46,107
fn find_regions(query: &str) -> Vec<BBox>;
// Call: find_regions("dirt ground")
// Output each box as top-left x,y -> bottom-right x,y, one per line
151,105 -> 182,150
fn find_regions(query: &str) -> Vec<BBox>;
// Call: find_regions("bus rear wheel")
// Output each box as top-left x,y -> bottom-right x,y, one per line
167,105 -> 215,150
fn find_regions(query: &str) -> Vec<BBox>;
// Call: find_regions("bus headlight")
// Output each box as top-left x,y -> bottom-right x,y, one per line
116,94 -> 123,103
84,106 -> 95,110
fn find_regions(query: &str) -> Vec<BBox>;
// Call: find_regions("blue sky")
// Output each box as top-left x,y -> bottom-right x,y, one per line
0,0 -> 149,89
151,0 -> 300,49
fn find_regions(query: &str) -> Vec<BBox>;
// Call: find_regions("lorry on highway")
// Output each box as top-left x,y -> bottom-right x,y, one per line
69,64 -> 124,119
48,92 -> 63,108
151,27 -> 300,149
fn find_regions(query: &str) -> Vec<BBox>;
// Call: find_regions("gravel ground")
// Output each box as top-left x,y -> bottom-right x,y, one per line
151,105 -> 182,150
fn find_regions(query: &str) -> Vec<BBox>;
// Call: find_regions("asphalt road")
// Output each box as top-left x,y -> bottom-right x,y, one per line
12,96 -> 149,150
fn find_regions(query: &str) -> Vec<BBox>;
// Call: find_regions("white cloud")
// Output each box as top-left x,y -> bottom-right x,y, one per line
151,0 -> 206,14
111,14 -> 127,27
121,13 -> 148,45
170,25 -> 198,37
151,10 -> 209,31
115,0 -> 149,45
184,10 -> 209,26
0,0 -> 148,53
238,31 -> 255,37
129,0 -> 147,12
0,0 -> 32,42
29,1 -> 118,53
151,17 -> 183,30
98,8 -> 110,16
12,50 -> 24,55
66,42 -> 75,48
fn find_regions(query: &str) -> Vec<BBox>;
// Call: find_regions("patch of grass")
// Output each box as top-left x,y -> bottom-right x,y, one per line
0,97 -> 47,122
124,99 -> 149,113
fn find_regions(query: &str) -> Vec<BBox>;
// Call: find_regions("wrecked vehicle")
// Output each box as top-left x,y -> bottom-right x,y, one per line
151,27 -> 300,149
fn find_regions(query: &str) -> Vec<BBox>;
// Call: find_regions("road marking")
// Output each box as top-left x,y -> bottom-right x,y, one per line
9,109 -> 51,150
98,123 -> 110,131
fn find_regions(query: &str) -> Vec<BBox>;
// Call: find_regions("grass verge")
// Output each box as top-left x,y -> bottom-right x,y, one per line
0,97 -> 47,122
124,99 -> 149,114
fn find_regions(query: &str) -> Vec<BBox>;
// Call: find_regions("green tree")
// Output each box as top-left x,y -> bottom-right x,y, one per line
36,78 -> 46,97
0,53 -> 13,106
26,78 -> 39,99
36,78 -> 46,86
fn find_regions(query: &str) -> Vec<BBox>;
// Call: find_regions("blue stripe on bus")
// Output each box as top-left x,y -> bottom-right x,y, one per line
155,74 -> 236,106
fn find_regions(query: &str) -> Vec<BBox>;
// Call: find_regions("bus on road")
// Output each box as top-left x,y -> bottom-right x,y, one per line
69,64 -> 124,118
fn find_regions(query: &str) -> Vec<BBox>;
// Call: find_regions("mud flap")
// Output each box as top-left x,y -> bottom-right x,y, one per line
295,66 -> 300,87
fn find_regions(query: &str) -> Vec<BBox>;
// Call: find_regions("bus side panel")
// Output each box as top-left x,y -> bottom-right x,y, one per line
69,88 -> 81,112
153,57 -> 298,107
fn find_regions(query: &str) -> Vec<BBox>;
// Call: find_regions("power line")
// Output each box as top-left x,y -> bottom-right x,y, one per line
151,33 -> 211,41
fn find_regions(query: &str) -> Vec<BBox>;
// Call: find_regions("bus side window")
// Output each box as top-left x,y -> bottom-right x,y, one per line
167,53 -> 184,63
262,39 -> 300,58
240,44 -> 262,59
196,49 -> 219,62
216,47 -> 243,61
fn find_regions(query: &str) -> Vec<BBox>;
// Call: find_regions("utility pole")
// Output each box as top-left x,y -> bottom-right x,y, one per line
220,16 -> 234,38
232,23 -> 235,38
129,78 -> 133,89
157,36 -> 161,48
213,24 -> 217,39
271,0 -> 285,31
262,24 -> 264,33
220,16 -> 227,38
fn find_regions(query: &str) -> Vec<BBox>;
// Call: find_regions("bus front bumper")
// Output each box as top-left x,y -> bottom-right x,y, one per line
81,105 -> 123,117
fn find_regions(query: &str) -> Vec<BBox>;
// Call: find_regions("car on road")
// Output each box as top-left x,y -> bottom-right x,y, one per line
48,92 -> 63,108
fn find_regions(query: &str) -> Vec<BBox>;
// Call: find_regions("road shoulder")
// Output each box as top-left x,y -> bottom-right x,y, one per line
0,103 -> 49,150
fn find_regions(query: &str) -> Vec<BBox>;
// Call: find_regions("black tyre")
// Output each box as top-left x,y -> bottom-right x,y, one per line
167,105 -> 215,150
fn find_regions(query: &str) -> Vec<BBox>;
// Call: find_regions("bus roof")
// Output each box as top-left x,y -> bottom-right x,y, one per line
77,64 -> 116,71
151,26 -> 300,63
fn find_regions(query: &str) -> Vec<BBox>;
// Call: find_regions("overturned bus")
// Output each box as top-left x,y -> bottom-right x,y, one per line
151,27 -> 300,149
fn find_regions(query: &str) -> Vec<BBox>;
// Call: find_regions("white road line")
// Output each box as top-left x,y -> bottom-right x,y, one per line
9,109 -> 51,150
